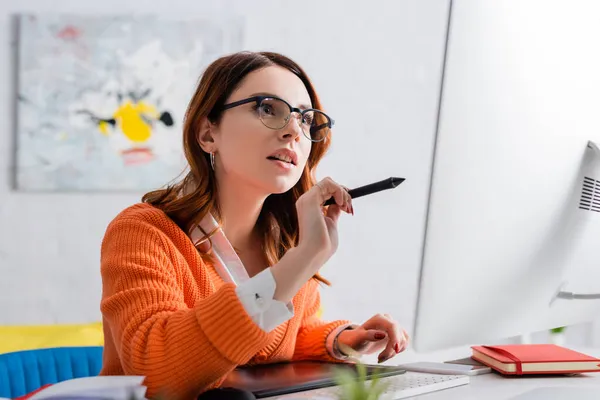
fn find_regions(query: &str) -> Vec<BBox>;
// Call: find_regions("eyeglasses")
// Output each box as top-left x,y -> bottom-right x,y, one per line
220,95 -> 334,142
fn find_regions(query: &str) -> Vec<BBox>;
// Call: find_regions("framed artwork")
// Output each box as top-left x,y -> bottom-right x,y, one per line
14,14 -> 244,191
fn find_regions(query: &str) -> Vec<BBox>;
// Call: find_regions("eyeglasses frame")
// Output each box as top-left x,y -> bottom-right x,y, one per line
219,95 -> 334,142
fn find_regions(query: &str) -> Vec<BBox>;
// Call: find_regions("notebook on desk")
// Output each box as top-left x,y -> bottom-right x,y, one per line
220,361 -> 407,398
471,344 -> 600,375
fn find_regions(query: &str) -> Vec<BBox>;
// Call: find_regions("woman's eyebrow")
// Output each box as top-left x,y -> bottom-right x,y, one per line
250,92 -> 312,110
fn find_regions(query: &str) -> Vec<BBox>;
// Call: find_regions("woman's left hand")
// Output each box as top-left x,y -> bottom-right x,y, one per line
336,314 -> 409,363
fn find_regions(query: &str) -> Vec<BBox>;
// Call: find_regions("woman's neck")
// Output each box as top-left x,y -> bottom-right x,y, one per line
216,176 -> 267,252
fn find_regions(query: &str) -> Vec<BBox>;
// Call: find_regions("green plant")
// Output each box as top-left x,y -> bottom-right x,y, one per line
550,326 -> 566,334
332,362 -> 391,400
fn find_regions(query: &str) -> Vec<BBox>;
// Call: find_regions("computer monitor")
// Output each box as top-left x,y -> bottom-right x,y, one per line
412,1 -> 600,352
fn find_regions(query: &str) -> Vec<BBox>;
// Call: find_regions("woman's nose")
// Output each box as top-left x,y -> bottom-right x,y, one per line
279,114 -> 303,142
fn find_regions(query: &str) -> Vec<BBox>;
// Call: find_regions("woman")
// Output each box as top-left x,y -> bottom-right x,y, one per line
99,51 -> 409,400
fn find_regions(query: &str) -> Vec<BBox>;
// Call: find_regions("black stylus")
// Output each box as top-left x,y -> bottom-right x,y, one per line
323,177 -> 405,206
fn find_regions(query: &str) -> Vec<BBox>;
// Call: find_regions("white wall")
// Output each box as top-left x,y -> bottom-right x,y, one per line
4,0 -> 594,352
0,0 -> 451,328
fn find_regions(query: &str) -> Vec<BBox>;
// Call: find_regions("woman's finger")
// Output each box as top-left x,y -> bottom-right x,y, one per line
316,178 -> 351,212
333,185 -> 347,209
343,188 -> 353,214
325,203 -> 342,222
362,315 -> 401,364
398,329 -> 410,352
336,327 -> 385,358
355,329 -> 388,347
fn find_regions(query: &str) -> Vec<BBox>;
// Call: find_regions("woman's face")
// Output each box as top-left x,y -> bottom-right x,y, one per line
206,66 -> 314,195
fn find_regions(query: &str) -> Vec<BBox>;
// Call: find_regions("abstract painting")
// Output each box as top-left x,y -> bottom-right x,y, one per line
15,14 -> 244,191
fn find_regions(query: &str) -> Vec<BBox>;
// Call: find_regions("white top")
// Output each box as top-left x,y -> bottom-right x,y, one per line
190,213 -> 352,359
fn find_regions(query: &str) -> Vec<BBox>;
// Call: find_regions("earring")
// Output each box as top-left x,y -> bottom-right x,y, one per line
210,152 -> 215,170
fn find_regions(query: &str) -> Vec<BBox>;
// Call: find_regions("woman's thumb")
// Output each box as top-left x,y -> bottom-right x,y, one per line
367,330 -> 388,342
351,329 -> 387,347
325,203 -> 342,221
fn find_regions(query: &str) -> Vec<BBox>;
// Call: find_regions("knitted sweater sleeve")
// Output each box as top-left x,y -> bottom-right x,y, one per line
292,280 -> 352,362
99,217 -> 270,400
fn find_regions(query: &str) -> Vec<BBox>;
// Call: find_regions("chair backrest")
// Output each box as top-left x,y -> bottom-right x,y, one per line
0,346 -> 103,398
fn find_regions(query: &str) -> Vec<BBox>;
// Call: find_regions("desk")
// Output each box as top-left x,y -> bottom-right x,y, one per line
412,369 -> 600,399
379,347 -> 600,399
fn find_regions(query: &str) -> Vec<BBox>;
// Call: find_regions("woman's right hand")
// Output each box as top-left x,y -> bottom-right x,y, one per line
295,177 -> 353,264
271,177 -> 353,303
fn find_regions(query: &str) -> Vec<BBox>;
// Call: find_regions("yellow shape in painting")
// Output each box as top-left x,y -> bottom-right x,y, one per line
113,100 -> 159,143
135,101 -> 160,119
98,122 -> 110,136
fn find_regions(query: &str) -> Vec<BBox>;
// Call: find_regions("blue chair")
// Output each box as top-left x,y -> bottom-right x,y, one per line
0,347 -> 103,398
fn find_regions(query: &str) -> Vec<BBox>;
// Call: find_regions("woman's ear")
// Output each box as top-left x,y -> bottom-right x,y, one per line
197,117 -> 217,153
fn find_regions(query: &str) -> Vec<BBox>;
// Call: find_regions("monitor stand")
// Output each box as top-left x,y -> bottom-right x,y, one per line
549,140 -> 600,305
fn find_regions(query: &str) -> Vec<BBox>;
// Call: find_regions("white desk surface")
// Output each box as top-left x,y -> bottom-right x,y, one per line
410,369 -> 600,399
373,346 -> 600,399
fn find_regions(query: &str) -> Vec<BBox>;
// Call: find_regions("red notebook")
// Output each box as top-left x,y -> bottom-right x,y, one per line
471,344 -> 600,375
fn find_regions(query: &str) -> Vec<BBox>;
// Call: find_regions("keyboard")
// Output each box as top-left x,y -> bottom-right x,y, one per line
266,372 -> 469,399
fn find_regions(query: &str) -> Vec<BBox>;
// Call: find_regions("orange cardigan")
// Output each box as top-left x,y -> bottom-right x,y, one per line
99,203 -> 350,400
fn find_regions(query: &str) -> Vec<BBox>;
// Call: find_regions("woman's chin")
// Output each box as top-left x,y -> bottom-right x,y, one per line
266,177 -> 300,195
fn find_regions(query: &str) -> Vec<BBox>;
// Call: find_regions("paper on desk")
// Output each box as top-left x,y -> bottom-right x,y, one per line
29,376 -> 146,400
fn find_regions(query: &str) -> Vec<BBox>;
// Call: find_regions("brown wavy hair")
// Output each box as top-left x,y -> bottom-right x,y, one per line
142,51 -> 332,285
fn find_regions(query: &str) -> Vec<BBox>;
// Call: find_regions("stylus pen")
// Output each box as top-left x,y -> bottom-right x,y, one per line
323,177 -> 405,206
